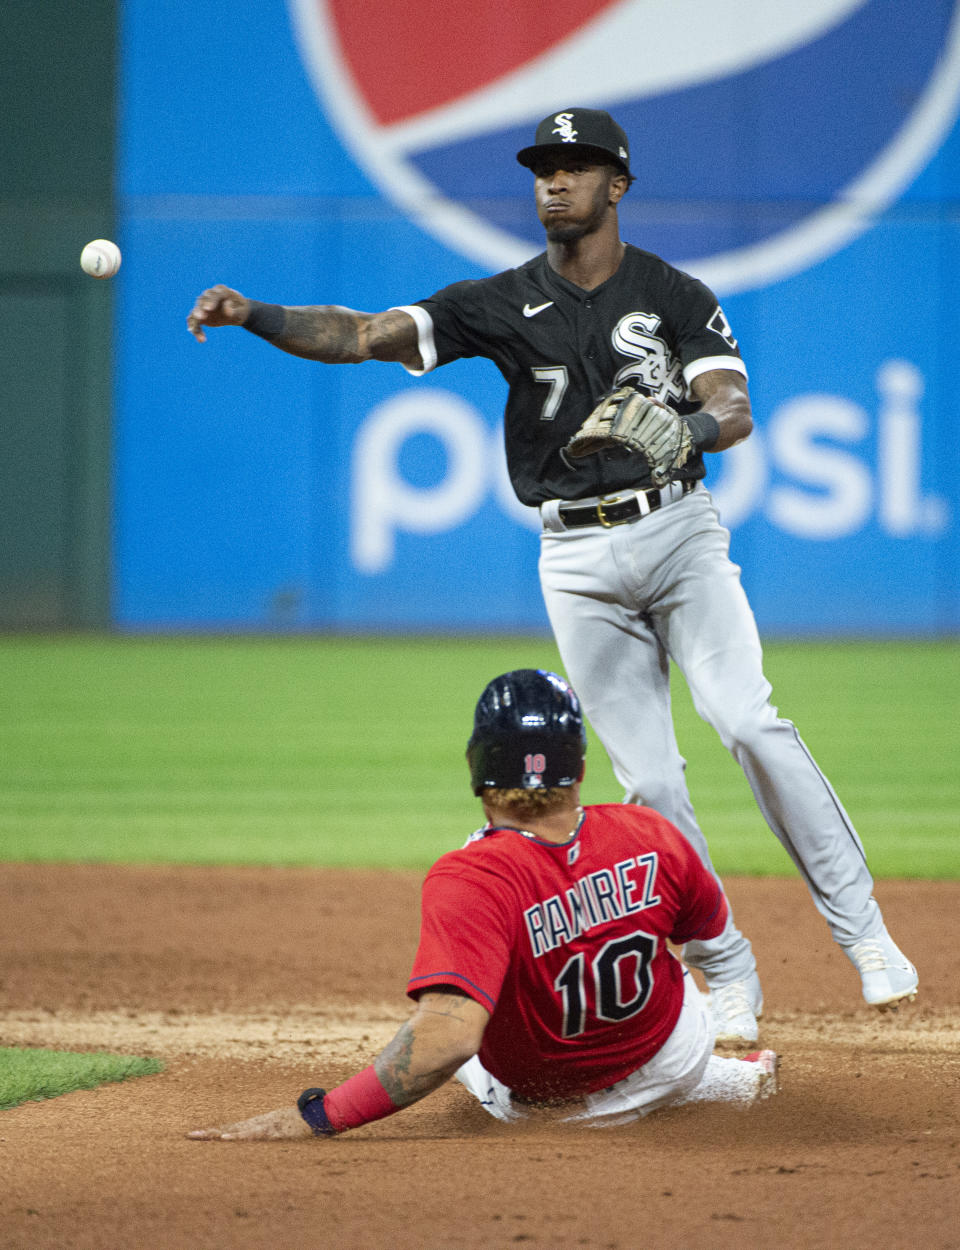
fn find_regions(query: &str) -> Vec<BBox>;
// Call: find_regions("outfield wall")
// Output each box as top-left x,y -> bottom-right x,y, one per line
0,0 -> 115,628
113,1 -> 960,634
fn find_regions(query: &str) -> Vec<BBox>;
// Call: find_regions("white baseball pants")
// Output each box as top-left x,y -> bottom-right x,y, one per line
455,971 -> 767,1126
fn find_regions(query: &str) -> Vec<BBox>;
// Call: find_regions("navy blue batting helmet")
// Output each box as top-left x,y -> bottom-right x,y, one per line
467,669 -> 586,796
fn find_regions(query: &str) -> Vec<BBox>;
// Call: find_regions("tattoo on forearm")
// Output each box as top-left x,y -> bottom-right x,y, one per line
374,1024 -> 424,1106
276,308 -> 364,362
257,305 -> 418,364
373,1021 -> 461,1107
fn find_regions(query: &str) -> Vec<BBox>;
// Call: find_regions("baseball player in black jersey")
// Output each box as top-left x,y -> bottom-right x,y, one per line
188,107 -> 918,1043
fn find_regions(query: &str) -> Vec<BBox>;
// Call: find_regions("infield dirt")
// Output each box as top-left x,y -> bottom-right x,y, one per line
1,864 -> 957,1249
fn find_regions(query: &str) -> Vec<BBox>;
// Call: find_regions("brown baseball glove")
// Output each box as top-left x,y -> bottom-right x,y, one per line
565,384 -> 693,486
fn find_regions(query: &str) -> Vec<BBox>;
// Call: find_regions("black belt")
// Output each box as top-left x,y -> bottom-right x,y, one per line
557,479 -> 696,529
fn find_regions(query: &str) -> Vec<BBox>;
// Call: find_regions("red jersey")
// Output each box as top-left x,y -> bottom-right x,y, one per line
407,804 -> 727,1101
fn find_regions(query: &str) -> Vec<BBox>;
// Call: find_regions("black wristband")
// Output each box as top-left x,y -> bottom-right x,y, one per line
684,411 -> 721,452
298,1087 -> 337,1136
243,301 -> 286,341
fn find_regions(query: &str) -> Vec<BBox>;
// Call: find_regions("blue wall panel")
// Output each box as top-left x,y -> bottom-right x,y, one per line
116,0 -> 960,634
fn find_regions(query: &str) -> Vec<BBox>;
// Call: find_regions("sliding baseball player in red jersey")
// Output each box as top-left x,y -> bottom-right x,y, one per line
189,670 -> 777,1142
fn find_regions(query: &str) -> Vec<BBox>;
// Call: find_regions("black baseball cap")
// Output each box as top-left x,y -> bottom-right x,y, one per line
517,108 -> 632,178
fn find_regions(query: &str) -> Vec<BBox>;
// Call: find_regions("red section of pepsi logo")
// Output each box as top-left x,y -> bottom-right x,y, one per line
301,0 -> 960,279
327,0 -> 620,124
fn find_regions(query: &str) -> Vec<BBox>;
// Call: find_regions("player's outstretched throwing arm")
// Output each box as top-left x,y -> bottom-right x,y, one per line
186,284 -> 423,368
188,989 -> 488,1141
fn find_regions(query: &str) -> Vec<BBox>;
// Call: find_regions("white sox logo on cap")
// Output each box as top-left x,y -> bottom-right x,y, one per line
552,112 -> 578,142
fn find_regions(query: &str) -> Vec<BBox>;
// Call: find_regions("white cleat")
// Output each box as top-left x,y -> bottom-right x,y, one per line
708,974 -> 763,1046
842,931 -> 918,1010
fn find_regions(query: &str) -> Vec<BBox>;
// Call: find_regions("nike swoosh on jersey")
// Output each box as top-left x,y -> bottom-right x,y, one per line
523,301 -> 554,318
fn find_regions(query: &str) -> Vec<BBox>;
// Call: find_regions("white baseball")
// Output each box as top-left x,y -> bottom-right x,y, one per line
80,239 -> 122,279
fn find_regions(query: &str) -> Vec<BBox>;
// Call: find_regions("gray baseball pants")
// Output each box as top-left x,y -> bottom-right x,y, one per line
539,483 -> 883,985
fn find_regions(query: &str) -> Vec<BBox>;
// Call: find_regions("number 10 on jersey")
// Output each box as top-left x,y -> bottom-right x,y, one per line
554,930 -> 657,1038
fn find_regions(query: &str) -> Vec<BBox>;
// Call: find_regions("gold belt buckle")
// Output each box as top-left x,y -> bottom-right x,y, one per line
596,493 -> 627,528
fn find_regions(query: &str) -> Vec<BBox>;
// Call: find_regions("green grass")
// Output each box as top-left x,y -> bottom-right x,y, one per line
0,1047 -> 163,1110
0,635 -> 956,876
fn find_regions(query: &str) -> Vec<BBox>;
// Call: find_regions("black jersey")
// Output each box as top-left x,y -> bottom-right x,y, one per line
399,244 -> 747,506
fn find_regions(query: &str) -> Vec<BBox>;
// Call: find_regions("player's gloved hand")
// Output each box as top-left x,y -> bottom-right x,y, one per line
564,384 -> 694,486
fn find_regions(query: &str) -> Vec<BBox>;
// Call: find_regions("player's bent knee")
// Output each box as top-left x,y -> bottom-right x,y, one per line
698,696 -> 787,758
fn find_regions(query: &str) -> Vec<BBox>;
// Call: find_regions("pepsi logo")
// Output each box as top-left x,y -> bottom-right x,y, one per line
289,0 -> 960,292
